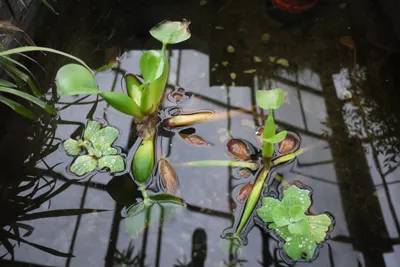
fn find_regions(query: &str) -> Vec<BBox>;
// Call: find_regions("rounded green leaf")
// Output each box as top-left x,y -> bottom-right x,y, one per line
103,147 -> 118,156
99,92 -> 143,118
63,138 -> 82,156
307,214 -> 332,243
268,224 -> 291,240
89,126 -> 119,152
289,205 -> 306,222
288,219 -> 309,235
132,139 -> 155,184
84,120 -> 101,141
98,155 -> 124,173
272,206 -> 290,227
283,185 -> 311,211
256,197 -> 282,223
256,89 -> 285,110
139,50 -> 164,83
70,155 -> 97,176
125,202 -> 148,238
283,235 -> 316,260
55,64 -> 99,96
150,20 -> 191,44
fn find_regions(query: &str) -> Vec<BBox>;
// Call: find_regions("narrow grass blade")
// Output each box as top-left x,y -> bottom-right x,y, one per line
0,95 -> 37,120
39,0 -> 59,15
0,46 -> 91,71
178,160 -> 259,169
0,86 -> 56,114
18,209 -> 108,221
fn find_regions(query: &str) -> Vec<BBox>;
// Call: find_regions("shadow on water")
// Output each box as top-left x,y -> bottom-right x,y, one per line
1,0 -> 400,266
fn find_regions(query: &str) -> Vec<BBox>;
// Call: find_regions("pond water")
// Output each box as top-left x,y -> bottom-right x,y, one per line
1,0 -> 400,266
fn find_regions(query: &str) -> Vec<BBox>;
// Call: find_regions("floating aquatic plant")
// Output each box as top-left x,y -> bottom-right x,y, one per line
63,120 -> 124,176
256,185 -> 332,261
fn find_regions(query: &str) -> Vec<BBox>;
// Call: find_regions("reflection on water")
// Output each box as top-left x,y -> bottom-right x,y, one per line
1,0 -> 400,266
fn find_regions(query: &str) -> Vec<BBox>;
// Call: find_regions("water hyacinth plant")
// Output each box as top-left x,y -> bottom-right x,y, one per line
256,185 -> 332,260
63,120 -> 124,176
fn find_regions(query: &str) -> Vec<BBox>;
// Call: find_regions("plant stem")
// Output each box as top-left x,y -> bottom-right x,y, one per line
179,160 -> 259,169
140,186 -> 149,200
235,167 -> 269,236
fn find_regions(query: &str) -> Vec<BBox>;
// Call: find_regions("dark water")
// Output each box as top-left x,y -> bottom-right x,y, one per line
1,0 -> 400,266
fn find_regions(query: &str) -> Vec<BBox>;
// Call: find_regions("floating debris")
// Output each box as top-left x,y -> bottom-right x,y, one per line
244,69 -> 257,74
226,139 -> 252,161
214,63 -> 219,67
227,45 -> 235,53
278,134 -> 298,154
269,56 -> 277,63
261,33 -> 271,41
238,168 -> 252,179
253,56 -> 262,63
230,72 -> 237,80
159,159 -> 179,195
343,89 -> 353,99
200,0 -> 207,6
179,132 -> 213,147
340,36 -> 355,50
236,183 -> 253,204
222,61 -> 229,67
163,111 -> 214,127
211,67 -> 216,72
339,3 -> 347,9
231,81 -> 236,86
276,58 -> 289,67
215,25 -> 224,30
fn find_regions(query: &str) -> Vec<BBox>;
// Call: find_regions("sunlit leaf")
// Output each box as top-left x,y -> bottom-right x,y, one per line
288,205 -> 305,222
149,193 -> 184,205
283,235 -> 316,260
89,126 -> 119,153
283,185 -> 311,211
98,155 -> 124,173
132,139 -> 154,184
150,20 -> 191,44
55,64 -> 98,96
263,130 -> 287,144
103,147 -> 118,155
0,79 -> 17,88
256,197 -> 282,222
0,95 -> 37,120
268,223 -> 291,240
84,120 -> 101,141
288,218 -> 308,235
63,138 -> 82,156
70,155 -> 97,176
262,115 -> 276,158
125,74 -> 142,104
272,206 -> 290,227
99,91 -> 143,118
307,214 -> 331,243
256,89 -> 285,110
139,50 -> 164,83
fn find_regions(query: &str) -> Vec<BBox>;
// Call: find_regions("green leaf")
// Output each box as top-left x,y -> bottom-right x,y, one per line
150,20 -> 191,44
103,147 -> 118,155
262,115 -> 276,158
139,84 -> 152,114
125,202 -> 149,238
0,86 -> 56,114
283,185 -> 311,211
289,205 -> 306,222
263,130 -> 287,144
256,197 -> 282,222
307,214 -> 331,243
63,138 -> 82,156
84,120 -> 101,141
149,193 -> 184,206
99,91 -> 143,118
272,206 -> 290,227
132,139 -> 155,184
288,219 -> 309,235
139,50 -> 164,83
256,89 -> 285,110
0,46 -> 91,71
98,155 -> 124,173
89,126 -> 119,152
0,79 -> 17,88
268,224 -> 291,240
70,155 -> 97,176
0,95 -> 37,120
283,235 -> 316,260
55,64 -> 99,96
125,74 -> 142,104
